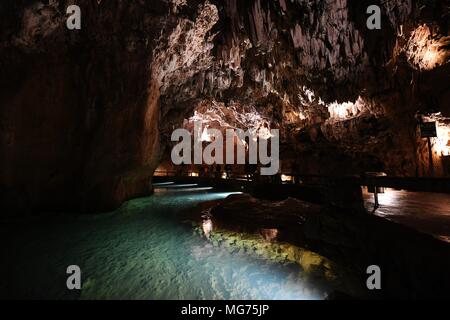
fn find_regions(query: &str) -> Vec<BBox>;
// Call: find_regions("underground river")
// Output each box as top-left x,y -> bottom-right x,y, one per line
0,185 -> 356,299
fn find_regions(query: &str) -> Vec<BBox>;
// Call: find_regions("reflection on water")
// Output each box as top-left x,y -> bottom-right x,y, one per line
202,218 -> 213,238
0,187 -> 335,300
363,188 -> 450,242
201,206 -> 214,239
260,228 -> 278,242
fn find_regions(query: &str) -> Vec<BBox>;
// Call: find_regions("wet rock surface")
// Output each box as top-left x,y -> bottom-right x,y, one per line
191,222 -> 365,298
201,193 -> 450,298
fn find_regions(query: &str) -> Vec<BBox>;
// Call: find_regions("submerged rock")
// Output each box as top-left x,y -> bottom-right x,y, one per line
190,195 -> 366,298
211,193 -> 321,232
198,193 -> 450,299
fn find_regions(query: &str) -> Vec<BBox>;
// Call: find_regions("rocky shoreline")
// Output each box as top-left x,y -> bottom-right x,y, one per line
189,193 -> 450,299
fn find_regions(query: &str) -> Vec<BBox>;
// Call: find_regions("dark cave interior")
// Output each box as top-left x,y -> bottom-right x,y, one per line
0,0 -> 450,300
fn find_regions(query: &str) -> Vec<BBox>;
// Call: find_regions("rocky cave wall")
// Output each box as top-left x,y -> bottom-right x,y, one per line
1,0 -> 449,213
0,0 -> 173,213
159,0 -> 449,177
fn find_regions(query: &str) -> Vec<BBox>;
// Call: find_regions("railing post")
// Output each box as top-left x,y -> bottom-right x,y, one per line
373,185 -> 379,211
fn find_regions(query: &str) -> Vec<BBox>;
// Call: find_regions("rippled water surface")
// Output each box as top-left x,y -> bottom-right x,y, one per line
1,187 -> 334,299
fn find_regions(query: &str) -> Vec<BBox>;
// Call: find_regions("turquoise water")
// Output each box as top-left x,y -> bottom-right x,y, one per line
0,187 -> 333,299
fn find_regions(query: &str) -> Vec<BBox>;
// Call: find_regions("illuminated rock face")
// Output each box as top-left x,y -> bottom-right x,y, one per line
406,24 -> 450,71
160,0 -> 449,177
0,0 -> 449,212
208,193 -> 450,299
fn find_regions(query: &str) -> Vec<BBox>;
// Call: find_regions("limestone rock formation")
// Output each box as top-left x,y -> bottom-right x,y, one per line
1,0 -> 449,213
207,193 -> 450,299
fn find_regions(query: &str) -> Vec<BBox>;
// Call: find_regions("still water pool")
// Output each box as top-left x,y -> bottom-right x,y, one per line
0,187 -> 336,299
